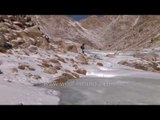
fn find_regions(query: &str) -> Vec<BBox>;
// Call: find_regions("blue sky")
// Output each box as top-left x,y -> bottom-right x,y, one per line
68,15 -> 90,21
69,15 -> 103,21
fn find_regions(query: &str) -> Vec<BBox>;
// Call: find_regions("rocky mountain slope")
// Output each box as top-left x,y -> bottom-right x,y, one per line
0,15 -> 104,86
31,15 -> 160,51
32,15 -> 99,48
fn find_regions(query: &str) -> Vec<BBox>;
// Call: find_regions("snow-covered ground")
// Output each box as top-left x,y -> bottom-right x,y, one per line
0,79 -> 59,105
1,47 -> 160,105
38,49 -> 160,105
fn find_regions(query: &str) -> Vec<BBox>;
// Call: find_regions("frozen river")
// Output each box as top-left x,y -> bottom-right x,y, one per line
37,49 -> 160,105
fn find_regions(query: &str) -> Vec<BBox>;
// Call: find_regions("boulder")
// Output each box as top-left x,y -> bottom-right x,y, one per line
75,68 -> 87,75
54,65 -> 61,70
71,72 -> 79,78
0,33 -> 12,52
97,62 -> 103,66
57,56 -> 66,63
13,21 -> 24,29
73,64 -> 78,69
67,45 -> 78,53
18,64 -> 35,71
64,70 -> 80,78
106,54 -> 115,58
70,58 -> 75,64
43,67 -> 57,74
41,60 -> 53,68
49,58 -> 61,65
24,26 -> 42,38
75,54 -> 88,64
54,72 -> 75,83
0,70 -> 3,74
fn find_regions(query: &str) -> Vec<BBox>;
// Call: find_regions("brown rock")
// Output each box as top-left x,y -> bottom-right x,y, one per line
71,72 -> 79,78
142,54 -> 159,61
54,72 -> 75,83
18,64 -> 35,71
28,67 -> 35,71
57,57 -> 66,63
0,33 -> 12,53
54,65 -> 61,70
106,54 -> 115,58
75,68 -> 87,75
25,73 -> 33,78
0,47 -> 7,53
67,45 -> 78,53
133,63 -> 148,71
118,60 -> 160,72
118,60 -> 130,66
43,67 -> 57,74
64,69 -> 79,78
73,64 -> 78,69
41,60 -> 53,68
147,67 -> 156,72
49,58 -> 61,65
70,58 -> 75,64
75,54 -> 88,64
18,64 -> 28,70
39,37 -> 49,49
97,62 -> 103,66
24,26 -> 42,38
13,21 -> 24,28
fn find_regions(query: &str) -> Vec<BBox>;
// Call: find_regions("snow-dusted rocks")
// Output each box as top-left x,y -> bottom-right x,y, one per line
133,52 -> 160,62
18,64 -> 35,71
0,33 -> 12,53
74,68 -> 87,75
96,62 -> 103,66
118,59 -> 160,73
75,54 -> 88,64
43,67 -> 58,74
53,72 -> 76,84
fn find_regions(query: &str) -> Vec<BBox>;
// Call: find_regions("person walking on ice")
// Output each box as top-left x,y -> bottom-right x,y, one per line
80,43 -> 85,54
